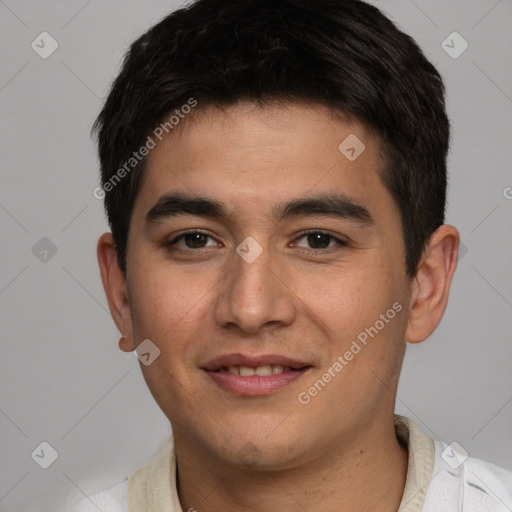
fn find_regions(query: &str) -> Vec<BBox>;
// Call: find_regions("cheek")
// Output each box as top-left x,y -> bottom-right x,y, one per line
302,265 -> 408,399
299,271 -> 407,415
127,263 -> 215,408
127,257 -> 213,347
300,264 -> 400,340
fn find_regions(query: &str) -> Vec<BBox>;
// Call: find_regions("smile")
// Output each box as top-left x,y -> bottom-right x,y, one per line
204,364 -> 311,396
201,353 -> 313,396
216,364 -> 296,376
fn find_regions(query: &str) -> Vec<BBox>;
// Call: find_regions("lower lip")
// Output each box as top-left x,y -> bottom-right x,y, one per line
204,368 -> 309,396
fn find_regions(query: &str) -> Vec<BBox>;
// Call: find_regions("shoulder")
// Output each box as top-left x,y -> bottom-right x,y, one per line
423,439 -> 512,511
69,479 -> 128,512
462,452 -> 512,505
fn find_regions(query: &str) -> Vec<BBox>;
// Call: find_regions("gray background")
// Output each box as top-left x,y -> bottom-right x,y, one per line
1,0 -> 511,510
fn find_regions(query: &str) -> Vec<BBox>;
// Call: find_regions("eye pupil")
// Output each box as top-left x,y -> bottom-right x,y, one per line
308,233 -> 330,249
185,233 -> 208,248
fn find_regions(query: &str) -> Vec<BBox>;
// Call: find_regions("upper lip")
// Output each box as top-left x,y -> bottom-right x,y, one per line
201,353 -> 311,371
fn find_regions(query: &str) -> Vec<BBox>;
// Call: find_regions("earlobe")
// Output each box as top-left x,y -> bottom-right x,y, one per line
118,335 -> 135,353
405,225 -> 460,344
97,233 -> 135,351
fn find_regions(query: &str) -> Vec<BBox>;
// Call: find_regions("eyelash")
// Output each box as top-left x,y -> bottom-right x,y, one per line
164,229 -> 348,253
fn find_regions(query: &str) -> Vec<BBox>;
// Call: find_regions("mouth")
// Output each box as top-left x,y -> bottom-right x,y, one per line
211,364 -> 303,376
201,354 -> 313,396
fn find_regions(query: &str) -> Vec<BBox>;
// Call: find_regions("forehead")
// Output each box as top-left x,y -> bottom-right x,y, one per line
135,101 -> 393,220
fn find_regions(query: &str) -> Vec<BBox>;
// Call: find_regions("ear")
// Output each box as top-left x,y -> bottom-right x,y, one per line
97,233 -> 135,352
405,224 -> 460,343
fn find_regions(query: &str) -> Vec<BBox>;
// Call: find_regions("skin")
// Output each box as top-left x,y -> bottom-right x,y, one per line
98,101 -> 459,512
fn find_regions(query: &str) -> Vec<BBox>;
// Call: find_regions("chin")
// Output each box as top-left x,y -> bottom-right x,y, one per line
229,443 -> 305,471
212,426 -> 309,471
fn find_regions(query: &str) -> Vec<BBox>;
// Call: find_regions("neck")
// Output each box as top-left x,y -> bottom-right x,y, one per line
174,414 -> 408,512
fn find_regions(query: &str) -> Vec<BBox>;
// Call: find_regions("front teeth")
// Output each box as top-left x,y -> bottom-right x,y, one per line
226,364 -> 289,376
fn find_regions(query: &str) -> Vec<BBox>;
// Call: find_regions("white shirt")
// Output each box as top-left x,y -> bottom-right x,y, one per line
69,415 -> 512,511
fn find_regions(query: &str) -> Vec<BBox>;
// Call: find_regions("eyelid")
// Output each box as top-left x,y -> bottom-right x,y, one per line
291,229 -> 349,249
165,229 -> 219,248
167,228 -> 213,239
164,228 -> 349,252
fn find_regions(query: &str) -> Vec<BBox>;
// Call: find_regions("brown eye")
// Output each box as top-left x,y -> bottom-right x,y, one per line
306,232 -> 331,249
165,230 -> 218,251
180,232 -> 210,248
294,230 -> 348,251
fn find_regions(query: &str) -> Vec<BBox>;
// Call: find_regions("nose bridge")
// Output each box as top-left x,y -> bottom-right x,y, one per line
215,237 -> 295,332
234,240 -> 273,296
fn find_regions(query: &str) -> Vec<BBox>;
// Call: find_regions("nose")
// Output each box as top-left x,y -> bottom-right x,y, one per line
214,241 -> 296,334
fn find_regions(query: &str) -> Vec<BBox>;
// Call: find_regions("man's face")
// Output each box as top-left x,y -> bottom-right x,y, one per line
125,101 -> 413,469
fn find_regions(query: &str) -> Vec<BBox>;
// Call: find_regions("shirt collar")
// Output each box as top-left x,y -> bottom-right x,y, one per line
128,414 -> 434,512
395,414 -> 435,511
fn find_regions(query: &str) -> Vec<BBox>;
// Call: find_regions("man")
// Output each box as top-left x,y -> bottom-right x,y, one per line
74,0 -> 512,510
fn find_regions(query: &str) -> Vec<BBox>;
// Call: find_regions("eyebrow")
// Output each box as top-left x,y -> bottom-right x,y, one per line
145,192 -> 373,226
